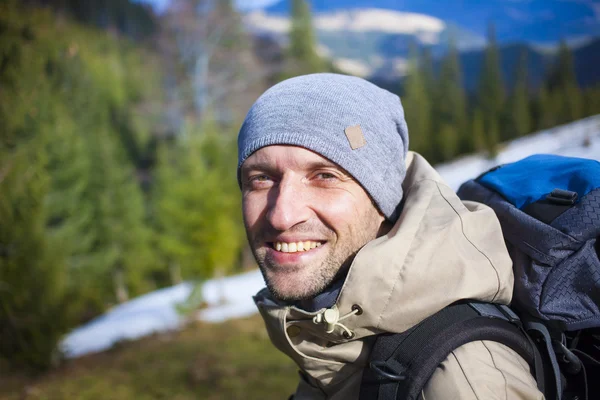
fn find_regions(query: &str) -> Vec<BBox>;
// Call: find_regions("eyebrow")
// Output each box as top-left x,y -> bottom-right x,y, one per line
241,159 -> 344,175
302,160 -> 341,170
240,161 -> 276,176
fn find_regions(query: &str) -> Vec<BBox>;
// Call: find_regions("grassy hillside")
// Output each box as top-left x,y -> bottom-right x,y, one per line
0,316 -> 298,400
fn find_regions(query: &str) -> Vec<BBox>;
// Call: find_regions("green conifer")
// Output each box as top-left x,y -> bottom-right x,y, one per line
0,4 -> 71,368
507,49 -> 532,137
285,0 -> 325,77
545,40 -> 583,124
434,35 -> 467,161
477,23 -> 505,153
154,120 -> 244,282
471,108 -> 487,152
403,44 -> 433,159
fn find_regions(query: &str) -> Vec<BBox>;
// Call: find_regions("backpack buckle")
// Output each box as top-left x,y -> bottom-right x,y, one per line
546,189 -> 578,205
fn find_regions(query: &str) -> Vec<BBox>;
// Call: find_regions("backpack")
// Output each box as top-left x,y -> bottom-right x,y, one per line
359,154 -> 600,400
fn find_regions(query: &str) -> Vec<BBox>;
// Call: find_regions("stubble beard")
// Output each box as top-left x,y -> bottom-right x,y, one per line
254,241 -> 350,302
248,216 -> 383,302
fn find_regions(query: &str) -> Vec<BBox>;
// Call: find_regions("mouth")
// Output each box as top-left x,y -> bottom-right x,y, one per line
267,240 -> 325,253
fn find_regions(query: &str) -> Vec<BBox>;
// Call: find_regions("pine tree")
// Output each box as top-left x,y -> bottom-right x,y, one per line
434,36 -> 467,161
506,49 -> 531,137
421,47 -> 435,96
403,45 -> 433,159
0,138 -> 68,370
285,0 -> 325,77
44,95 -> 96,315
154,120 -> 244,282
81,114 -> 154,305
471,108 -> 487,152
0,3 -> 72,368
583,85 -> 600,117
437,124 -> 460,161
51,34 -> 158,308
478,23 -> 505,153
546,40 -> 583,124
533,84 -> 554,130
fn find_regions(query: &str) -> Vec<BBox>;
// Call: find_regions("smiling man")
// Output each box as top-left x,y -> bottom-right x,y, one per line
241,145 -> 389,303
237,74 -> 542,399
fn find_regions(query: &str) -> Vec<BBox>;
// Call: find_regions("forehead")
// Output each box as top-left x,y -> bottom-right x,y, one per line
241,145 -> 340,172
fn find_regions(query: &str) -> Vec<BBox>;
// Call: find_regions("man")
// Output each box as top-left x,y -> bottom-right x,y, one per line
237,73 -> 542,399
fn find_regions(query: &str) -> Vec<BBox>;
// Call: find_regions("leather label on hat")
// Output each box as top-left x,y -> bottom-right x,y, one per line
345,125 -> 366,150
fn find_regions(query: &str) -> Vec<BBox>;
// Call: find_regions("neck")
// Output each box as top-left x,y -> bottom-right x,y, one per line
295,275 -> 346,312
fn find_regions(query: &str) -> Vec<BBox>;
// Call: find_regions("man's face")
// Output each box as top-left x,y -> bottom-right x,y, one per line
241,145 -> 387,302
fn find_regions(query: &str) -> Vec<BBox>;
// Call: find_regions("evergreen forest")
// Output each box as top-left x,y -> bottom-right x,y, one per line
1,0 -> 599,375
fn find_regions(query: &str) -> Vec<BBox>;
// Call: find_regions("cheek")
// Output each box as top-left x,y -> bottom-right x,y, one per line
316,190 -> 383,236
313,191 -> 363,227
242,194 -> 265,231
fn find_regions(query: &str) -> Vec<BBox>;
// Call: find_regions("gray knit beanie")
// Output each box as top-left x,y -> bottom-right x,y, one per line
237,73 -> 409,222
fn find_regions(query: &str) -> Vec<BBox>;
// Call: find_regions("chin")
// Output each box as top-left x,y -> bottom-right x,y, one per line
266,270 -> 322,302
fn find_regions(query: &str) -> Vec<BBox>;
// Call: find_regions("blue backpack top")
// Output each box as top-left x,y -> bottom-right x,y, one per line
461,154 -> 600,331
478,154 -> 600,210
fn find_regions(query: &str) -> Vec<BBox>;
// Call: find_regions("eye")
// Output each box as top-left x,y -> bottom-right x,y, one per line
250,174 -> 271,182
244,174 -> 273,190
315,172 -> 337,180
311,171 -> 343,186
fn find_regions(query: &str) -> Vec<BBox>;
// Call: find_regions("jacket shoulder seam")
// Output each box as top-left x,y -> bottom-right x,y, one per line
434,180 -> 502,301
403,177 -> 445,194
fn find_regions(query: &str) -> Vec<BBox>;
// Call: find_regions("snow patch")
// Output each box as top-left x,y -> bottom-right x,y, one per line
61,270 -> 264,358
60,283 -> 194,358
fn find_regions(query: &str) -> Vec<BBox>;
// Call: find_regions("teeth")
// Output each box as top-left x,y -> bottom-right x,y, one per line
273,241 -> 323,253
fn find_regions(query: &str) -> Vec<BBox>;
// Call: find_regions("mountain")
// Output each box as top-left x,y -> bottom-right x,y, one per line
574,39 -> 600,88
245,8 -> 600,89
451,38 -> 600,93
244,8 -> 485,78
455,43 -> 551,93
263,0 -> 600,45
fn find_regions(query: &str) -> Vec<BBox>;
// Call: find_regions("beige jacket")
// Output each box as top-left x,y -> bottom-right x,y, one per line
254,152 -> 543,399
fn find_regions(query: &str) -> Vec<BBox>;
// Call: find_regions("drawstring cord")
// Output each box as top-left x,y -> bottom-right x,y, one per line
312,306 -> 358,338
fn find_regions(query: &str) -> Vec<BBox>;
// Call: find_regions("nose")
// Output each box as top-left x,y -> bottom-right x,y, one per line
266,177 -> 311,231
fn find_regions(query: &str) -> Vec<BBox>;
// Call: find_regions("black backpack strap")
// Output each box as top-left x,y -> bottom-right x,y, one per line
524,321 -> 564,400
360,302 -> 545,400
